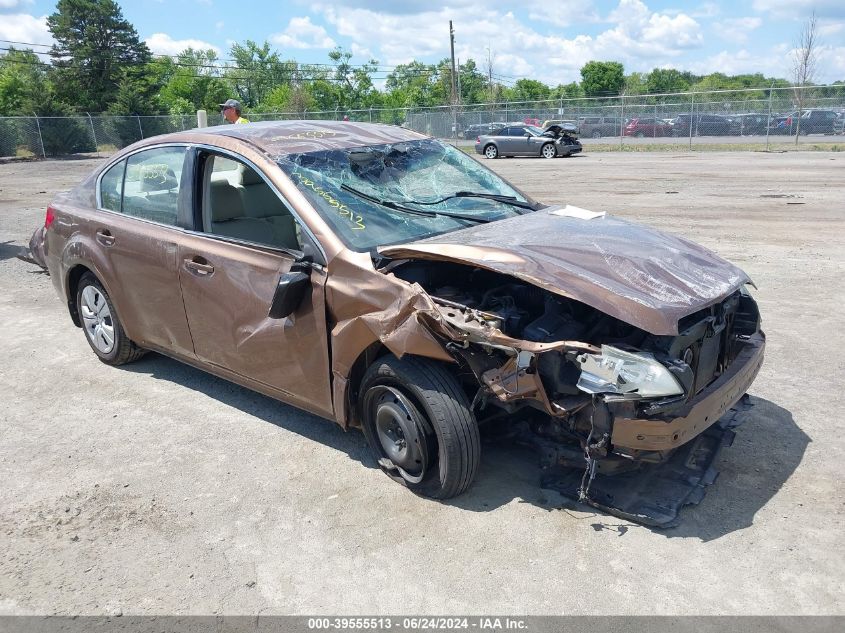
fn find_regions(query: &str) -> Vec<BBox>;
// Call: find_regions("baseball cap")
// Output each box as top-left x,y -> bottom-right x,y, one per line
219,99 -> 242,111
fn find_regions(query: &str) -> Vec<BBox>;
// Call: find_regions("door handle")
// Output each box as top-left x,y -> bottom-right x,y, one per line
184,258 -> 215,275
96,229 -> 115,246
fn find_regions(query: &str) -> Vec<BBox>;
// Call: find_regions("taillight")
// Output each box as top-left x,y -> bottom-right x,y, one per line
44,206 -> 55,229
476,136 -> 480,143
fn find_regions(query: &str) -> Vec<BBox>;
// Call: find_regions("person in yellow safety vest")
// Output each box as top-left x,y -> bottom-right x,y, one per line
219,99 -> 250,124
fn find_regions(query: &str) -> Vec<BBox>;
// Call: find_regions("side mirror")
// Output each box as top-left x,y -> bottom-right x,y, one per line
268,267 -> 310,319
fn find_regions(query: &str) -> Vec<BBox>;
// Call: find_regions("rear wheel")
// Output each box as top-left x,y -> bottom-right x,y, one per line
484,144 -> 498,159
359,356 -> 480,499
76,273 -> 145,366
541,143 -> 556,159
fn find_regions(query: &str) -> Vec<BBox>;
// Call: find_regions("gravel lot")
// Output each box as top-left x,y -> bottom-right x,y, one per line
1,151 -> 843,615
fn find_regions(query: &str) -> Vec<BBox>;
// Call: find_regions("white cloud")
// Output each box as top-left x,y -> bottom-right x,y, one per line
819,46 -> 845,82
350,42 -> 374,59
0,13 -> 51,47
818,21 -> 844,37
527,1 -> 600,28
271,16 -> 336,50
312,0 -> 704,85
752,0 -> 845,19
693,3 -> 721,18
816,45 -> 845,82
145,33 -> 220,56
715,17 -> 763,44
0,0 -> 35,10
688,48 -> 786,77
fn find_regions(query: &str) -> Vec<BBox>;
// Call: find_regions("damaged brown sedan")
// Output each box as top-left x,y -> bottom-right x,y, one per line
28,121 -> 764,526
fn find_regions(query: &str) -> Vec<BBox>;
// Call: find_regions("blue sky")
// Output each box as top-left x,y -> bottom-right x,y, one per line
1,0 -> 844,84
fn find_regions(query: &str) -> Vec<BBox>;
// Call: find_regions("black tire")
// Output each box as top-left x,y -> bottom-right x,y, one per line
483,144 -> 498,159
591,130 -> 601,138
359,356 -> 480,499
540,143 -> 556,159
635,131 -> 645,138
76,272 -> 145,366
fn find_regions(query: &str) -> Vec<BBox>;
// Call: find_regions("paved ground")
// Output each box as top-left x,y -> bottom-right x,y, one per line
1,151 -> 843,615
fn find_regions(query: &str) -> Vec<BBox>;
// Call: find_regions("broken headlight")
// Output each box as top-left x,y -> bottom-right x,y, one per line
576,346 -> 685,398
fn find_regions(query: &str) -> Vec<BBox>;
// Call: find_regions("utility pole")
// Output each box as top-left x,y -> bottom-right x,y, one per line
449,21 -> 458,138
457,58 -> 462,105
486,46 -> 494,123
449,21 -> 458,105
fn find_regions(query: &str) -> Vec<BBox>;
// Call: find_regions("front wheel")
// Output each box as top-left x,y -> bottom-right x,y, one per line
359,356 -> 480,499
484,144 -> 498,159
541,143 -> 556,159
591,130 -> 602,138
76,273 -> 145,365
635,131 -> 645,138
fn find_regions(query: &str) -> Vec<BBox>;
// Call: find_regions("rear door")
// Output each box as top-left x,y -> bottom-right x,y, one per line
92,145 -> 195,356
176,149 -> 334,416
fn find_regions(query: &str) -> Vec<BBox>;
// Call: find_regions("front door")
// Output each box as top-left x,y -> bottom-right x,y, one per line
177,151 -> 333,417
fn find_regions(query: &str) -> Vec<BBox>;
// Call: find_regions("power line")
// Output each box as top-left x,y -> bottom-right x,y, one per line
0,38 -> 408,72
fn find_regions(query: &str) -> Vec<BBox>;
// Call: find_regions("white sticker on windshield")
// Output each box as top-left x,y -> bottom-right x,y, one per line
549,205 -> 606,220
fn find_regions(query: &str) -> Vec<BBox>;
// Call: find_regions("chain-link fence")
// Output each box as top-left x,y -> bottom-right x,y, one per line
0,114 -> 198,158
1,85 -> 843,158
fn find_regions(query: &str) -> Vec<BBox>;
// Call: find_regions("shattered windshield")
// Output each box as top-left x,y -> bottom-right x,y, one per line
277,138 -> 537,251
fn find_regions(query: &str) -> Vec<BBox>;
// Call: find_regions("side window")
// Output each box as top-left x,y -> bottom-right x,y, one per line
122,147 -> 187,226
203,154 -> 302,252
100,159 -> 125,212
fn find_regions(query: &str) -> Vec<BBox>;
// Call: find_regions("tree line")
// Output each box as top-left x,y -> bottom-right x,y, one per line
2,0 -> 844,124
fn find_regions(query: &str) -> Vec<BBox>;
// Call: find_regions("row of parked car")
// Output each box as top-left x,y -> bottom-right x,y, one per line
463,109 -> 844,139
623,109 -> 843,137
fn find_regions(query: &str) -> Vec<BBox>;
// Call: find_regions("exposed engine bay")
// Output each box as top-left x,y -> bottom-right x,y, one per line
387,259 -> 764,526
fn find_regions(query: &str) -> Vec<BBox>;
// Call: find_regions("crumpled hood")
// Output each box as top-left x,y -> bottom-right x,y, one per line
379,208 -> 751,335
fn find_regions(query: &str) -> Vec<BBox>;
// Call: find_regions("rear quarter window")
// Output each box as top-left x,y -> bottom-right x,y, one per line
99,160 -> 125,212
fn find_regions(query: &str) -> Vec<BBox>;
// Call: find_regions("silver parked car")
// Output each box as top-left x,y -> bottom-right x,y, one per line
474,124 -> 581,159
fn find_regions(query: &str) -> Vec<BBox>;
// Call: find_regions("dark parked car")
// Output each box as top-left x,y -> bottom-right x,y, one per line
767,109 -> 839,135
578,116 -> 623,138
474,124 -> 581,158
462,122 -> 506,139
623,117 -> 672,137
671,114 -> 732,136
730,113 -> 769,136
796,109 -> 839,134
25,120 -> 764,525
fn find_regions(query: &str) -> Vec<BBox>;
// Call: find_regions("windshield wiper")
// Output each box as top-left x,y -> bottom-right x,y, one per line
340,184 -> 492,224
405,191 -> 535,211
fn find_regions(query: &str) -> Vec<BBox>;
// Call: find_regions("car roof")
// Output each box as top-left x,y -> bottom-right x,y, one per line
133,120 -> 429,157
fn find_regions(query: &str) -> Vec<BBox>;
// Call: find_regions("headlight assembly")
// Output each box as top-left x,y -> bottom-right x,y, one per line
576,345 -> 685,398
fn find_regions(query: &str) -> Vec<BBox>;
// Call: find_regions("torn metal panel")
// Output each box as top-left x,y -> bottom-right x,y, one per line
380,209 -> 751,336
325,253 -> 455,426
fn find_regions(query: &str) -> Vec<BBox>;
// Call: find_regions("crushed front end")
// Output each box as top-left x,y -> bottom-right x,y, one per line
388,260 -> 765,526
